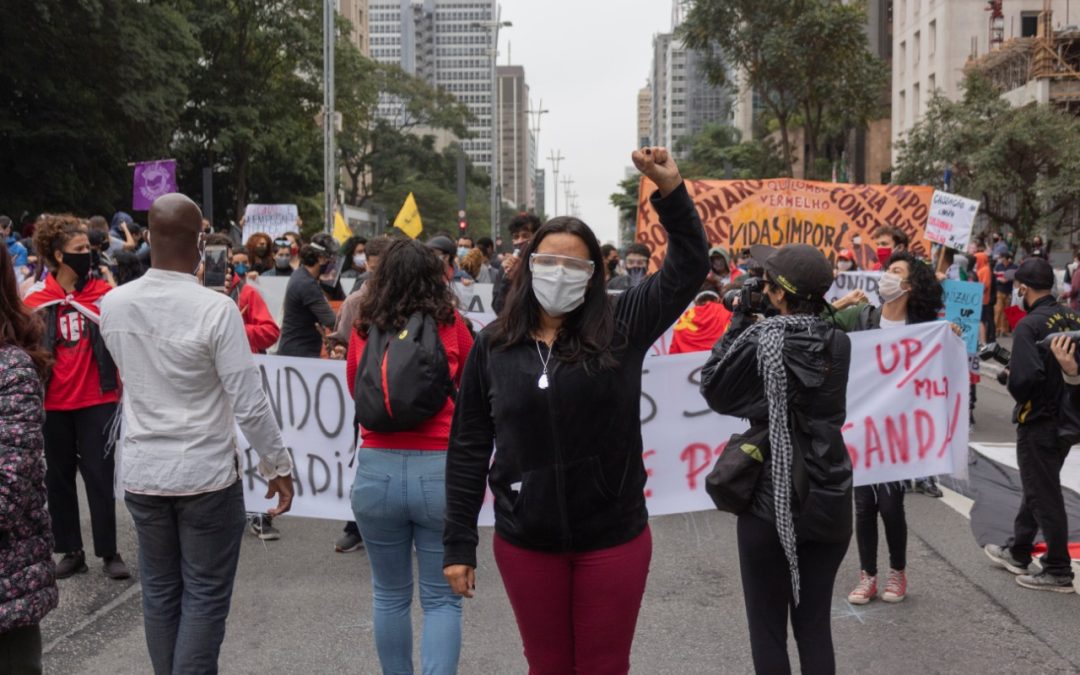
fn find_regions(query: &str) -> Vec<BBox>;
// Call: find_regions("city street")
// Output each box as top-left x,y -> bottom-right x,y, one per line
40,373 -> 1080,674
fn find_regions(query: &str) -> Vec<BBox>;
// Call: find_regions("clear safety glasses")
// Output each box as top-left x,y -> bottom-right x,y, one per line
529,253 -> 595,275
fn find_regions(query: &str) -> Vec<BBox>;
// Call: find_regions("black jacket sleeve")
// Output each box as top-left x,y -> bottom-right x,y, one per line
699,313 -> 764,418
443,334 -> 496,569
302,279 -> 337,328
614,182 -> 710,350
491,273 -> 511,315
1006,318 -> 1043,407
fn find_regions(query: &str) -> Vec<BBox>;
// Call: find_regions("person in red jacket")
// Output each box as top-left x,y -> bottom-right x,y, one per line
205,234 -> 279,353
24,215 -> 130,581
346,239 -> 473,675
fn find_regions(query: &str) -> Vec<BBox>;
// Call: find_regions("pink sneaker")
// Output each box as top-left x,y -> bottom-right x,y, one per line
882,569 -> 907,602
847,571 -> 877,605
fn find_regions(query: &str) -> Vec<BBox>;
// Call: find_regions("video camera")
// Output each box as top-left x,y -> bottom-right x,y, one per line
722,276 -> 770,314
978,342 -> 1011,386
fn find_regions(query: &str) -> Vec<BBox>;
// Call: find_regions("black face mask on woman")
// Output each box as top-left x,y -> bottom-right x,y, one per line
64,252 -> 93,288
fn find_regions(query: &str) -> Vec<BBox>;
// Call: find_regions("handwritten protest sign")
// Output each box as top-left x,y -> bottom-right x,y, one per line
925,190 -> 980,252
242,204 -> 299,242
237,322 -> 967,522
636,178 -> 934,272
826,271 -> 882,307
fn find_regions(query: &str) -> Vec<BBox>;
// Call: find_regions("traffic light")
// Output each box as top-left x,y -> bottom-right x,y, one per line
458,218 -> 467,233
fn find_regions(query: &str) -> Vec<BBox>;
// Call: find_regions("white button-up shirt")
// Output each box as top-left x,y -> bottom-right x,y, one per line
101,269 -> 293,495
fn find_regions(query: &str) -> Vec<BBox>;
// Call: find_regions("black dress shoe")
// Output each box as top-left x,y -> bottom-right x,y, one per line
55,551 -> 88,579
103,554 -> 131,580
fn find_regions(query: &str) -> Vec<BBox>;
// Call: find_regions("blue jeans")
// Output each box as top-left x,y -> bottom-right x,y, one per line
351,448 -> 462,675
125,481 -> 246,675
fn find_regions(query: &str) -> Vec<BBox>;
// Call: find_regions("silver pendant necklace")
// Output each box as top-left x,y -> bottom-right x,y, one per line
535,340 -> 553,389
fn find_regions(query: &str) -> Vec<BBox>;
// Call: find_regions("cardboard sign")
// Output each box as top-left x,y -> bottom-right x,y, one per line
242,204 -> 299,242
925,190 -> 980,251
635,178 -> 934,272
826,271 -> 882,307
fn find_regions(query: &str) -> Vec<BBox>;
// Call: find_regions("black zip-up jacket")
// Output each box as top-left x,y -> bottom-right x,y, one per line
1007,295 -> 1080,426
443,183 -> 709,568
40,305 -> 119,393
699,312 -> 853,543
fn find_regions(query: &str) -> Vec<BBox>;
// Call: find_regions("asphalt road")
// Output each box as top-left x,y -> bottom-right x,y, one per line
40,373 -> 1080,674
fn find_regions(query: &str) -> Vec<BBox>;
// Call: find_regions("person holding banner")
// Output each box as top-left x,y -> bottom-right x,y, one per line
244,232 -> 275,275
700,243 -> 851,675
346,238 -> 474,675
831,252 -> 946,606
443,146 -> 708,675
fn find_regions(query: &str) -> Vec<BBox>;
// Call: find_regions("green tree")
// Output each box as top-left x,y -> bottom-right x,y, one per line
894,73 -> 1080,245
169,0 -> 325,225
676,124 -> 789,179
0,1 -> 198,217
681,0 -> 886,179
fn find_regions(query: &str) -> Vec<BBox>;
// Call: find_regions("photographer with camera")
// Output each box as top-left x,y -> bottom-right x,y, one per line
984,257 -> 1080,593
700,244 -> 852,674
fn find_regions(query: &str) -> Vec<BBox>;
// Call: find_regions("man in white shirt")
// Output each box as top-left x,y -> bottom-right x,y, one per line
100,193 -> 294,674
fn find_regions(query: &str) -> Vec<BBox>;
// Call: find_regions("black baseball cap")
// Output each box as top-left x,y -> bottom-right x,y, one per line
749,244 -> 834,300
1014,257 -> 1055,290
426,236 -> 456,257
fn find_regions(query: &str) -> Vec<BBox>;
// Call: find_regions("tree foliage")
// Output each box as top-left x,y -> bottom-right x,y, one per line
0,1 -> 198,218
894,73 -> 1080,244
681,0 -> 886,179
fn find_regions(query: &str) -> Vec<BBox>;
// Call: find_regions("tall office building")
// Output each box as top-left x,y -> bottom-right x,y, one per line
368,0 -> 498,172
339,0 -> 371,56
535,168 -> 546,217
637,85 -> 652,146
892,0 -> 1071,157
497,65 -> 533,210
648,3 -> 732,154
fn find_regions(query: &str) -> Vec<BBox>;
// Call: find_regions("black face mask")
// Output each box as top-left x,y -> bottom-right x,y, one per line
607,259 -> 618,273
63,252 -> 92,286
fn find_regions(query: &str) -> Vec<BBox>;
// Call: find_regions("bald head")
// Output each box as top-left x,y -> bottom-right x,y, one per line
149,193 -> 203,273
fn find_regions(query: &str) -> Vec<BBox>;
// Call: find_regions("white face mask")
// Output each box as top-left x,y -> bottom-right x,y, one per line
837,260 -> 854,272
879,271 -> 908,304
353,253 -> 367,269
532,264 -> 592,317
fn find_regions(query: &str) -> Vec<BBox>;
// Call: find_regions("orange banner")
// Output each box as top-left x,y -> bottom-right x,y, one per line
636,178 -> 933,271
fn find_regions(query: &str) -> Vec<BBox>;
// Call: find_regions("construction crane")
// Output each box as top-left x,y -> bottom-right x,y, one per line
987,0 -> 1005,51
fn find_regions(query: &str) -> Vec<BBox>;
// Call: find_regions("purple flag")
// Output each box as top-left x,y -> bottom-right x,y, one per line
132,160 -> 178,211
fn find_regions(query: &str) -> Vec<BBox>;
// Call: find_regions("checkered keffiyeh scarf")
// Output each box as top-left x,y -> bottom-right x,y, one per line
712,313 -> 820,605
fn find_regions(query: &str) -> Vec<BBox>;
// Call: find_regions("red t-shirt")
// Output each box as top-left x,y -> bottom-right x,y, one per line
346,311 -> 474,451
25,276 -> 120,411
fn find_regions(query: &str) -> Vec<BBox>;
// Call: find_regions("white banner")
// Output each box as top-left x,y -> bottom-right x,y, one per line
242,204 -> 298,243
926,190 -> 980,251
239,322 -> 968,522
825,271 -> 882,306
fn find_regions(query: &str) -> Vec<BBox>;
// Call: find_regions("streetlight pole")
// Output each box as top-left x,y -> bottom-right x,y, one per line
473,11 -> 512,244
547,149 -> 564,216
561,176 -> 575,218
323,0 -> 336,234
526,99 -> 549,212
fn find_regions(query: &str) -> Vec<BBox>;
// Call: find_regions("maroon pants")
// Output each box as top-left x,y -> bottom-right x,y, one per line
493,527 -> 652,675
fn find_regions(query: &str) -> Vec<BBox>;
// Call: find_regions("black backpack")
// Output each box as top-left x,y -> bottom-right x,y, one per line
354,312 -> 455,433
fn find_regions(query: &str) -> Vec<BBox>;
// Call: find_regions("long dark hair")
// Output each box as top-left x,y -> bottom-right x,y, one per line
338,235 -> 367,276
491,217 -> 618,370
0,242 -> 50,378
888,251 -> 943,323
356,239 -> 457,335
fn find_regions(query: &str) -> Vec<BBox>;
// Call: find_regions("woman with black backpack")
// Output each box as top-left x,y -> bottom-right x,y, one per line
442,147 -> 708,674
346,238 -> 474,675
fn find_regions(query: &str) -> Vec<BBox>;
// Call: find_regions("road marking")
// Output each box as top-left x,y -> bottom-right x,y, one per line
44,582 -> 142,655
939,485 -> 974,520
831,601 -> 894,624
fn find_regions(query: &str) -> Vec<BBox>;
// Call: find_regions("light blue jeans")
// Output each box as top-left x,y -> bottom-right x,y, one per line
351,448 -> 462,675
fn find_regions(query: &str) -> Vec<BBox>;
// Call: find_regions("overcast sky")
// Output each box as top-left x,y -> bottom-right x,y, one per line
498,0 -> 674,244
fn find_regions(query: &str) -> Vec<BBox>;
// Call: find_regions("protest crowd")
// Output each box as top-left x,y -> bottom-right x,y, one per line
2,146 -> 1080,675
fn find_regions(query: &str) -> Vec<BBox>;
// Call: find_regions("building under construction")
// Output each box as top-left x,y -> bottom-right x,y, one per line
968,0 -> 1080,111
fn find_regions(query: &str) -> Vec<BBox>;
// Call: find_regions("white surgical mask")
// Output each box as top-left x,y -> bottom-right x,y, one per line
879,272 -> 907,304
837,260 -> 854,272
353,253 -> 367,269
532,264 -> 591,317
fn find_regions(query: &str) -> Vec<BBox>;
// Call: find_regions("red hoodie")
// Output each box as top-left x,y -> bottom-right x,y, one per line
24,275 -> 120,411
231,275 -> 280,353
346,311 -> 473,451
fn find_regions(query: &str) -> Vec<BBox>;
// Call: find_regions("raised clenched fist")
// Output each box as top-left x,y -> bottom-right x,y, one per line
632,146 -> 683,198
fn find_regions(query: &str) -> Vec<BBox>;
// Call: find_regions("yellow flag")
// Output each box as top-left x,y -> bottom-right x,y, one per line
332,211 -> 352,244
394,192 -> 423,239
